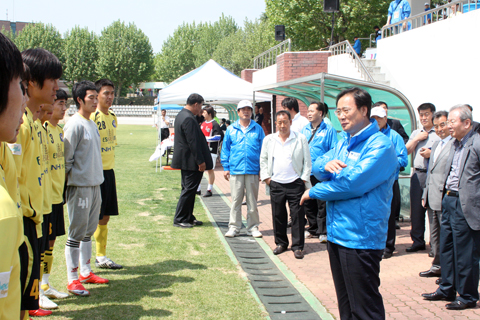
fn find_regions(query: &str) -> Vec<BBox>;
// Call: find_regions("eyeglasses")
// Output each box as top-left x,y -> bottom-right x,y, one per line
433,121 -> 448,129
334,107 -> 353,116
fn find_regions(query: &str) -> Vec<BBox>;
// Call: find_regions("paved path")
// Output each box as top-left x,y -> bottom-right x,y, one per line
209,164 -> 480,320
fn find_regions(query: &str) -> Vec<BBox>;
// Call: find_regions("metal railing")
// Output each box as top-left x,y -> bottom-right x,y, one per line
253,39 -> 291,69
382,0 -> 479,38
329,40 -> 375,83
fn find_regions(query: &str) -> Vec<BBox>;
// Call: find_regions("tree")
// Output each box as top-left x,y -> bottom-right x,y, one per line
0,26 -> 15,40
265,0 -> 390,51
14,22 -> 63,61
62,26 -> 98,88
96,20 -> 154,103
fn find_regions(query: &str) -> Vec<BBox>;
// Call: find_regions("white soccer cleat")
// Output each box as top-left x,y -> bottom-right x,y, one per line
39,293 -> 59,309
43,285 -> 69,299
95,257 -> 123,269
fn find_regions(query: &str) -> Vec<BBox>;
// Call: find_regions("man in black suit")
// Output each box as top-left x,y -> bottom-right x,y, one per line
374,101 -> 409,143
171,93 -> 213,228
422,105 -> 480,310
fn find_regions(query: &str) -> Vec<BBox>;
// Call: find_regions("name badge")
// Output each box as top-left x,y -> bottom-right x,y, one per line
347,151 -> 360,162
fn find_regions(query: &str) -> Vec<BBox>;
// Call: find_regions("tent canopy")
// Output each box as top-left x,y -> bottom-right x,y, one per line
158,59 -> 271,120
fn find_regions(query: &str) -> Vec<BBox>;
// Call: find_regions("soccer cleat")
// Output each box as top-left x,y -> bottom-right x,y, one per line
39,293 -> 58,309
95,257 -> 123,269
67,280 -> 90,296
29,309 -> 53,317
43,285 -> 69,299
79,272 -> 109,284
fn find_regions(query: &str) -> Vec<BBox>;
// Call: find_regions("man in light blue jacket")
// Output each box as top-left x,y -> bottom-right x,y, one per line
221,100 -> 265,238
371,106 -> 408,259
300,87 -> 397,320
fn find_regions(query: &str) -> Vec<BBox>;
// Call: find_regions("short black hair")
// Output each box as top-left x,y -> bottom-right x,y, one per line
226,120 -> 231,125
310,101 -> 327,116
203,105 -> 215,118
22,48 -> 62,89
55,89 -> 68,101
336,87 -> 372,118
186,93 -> 204,106
73,80 -> 96,107
433,110 -> 448,120
374,26 -> 380,29
0,33 -> 24,115
417,103 -> 436,113
95,78 -> 115,92
281,97 -> 299,113
276,109 -> 291,120
373,101 -> 388,109
221,118 -> 226,123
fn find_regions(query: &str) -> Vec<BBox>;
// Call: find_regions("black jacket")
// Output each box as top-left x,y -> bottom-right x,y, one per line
387,118 -> 409,144
171,108 -> 213,171
472,121 -> 480,135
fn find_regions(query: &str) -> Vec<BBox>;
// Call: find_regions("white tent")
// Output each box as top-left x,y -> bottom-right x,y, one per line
158,60 -> 271,118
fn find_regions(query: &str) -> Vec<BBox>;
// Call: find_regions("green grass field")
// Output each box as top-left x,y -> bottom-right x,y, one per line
46,124 -> 267,320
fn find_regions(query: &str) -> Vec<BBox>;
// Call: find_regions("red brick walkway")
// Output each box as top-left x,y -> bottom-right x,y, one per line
210,165 -> 480,320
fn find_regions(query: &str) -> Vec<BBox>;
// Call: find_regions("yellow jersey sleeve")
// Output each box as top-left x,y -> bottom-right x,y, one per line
91,110 -> 117,170
40,121 -> 52,215
46,122 -> 65,205
0,142 -> 21,214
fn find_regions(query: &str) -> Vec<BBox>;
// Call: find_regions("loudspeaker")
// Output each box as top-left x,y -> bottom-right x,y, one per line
324,0 -> 339,12
275,25 -> 285,41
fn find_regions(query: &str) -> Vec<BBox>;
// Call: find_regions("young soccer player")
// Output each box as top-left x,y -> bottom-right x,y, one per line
91,79 -> 122,269
13,48 -> 62,318
39,90 -> 69,301
0,32 -> 25,320
64,81 -> 108,297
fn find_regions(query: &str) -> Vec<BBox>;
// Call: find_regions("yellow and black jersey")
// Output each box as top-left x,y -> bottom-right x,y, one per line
45,121 -> 65,205
91,109 -> 117,170
9,108 -> 44,225
38,120 -> 52,216
0,142 -> 21,213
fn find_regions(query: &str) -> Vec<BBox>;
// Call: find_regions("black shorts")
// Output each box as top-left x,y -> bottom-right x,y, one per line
99,169 -> 119,220
49,203 -> 66,240
20,217 -> 40,310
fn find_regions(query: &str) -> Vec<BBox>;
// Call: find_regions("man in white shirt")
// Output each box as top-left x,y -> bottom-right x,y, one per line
156,109 -> 170,142
260,110 -> 311,259
281,98 -> 309,133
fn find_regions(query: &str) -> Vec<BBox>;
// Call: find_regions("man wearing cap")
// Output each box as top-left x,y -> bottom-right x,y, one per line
221,100 -> 265,238
424,3 -> 432,24
371,106 -> 408,259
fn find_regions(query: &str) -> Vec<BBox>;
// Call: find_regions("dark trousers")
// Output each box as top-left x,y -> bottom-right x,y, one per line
437,194 -> 480,303
385,180 -> 400,253
328,241 -> 385,320
410,171 -> 427,246
304,175 -> 327,236
173,170 -> 203,224
270,178 -> 305,251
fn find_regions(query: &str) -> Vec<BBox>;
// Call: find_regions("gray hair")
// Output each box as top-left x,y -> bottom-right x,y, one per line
450,104 -> 472,122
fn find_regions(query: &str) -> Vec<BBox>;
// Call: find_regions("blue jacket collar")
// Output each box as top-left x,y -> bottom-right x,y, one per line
232,119 -> 253,131
380,123 -> 391,135
346,119 -> 380,151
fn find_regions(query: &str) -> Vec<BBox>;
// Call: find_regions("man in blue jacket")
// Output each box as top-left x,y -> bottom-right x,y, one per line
352,37 -> 361,55
221,100 -> 265,238
371,106 -> 408,259
300,87 -> 397,320
301,101 -> 337,242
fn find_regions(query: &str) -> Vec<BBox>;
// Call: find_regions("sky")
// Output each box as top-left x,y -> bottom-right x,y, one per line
1,0 -> 267,53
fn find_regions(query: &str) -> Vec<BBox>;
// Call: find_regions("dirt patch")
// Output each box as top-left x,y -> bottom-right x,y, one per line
138,212 -> 150,216
136,198 -> 152,206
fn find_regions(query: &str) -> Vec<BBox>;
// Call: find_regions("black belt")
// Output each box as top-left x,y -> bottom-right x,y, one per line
415,168 -> 427,173
446,189 -> 459,197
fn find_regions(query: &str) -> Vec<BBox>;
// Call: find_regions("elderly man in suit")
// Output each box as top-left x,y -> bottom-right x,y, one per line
420,111 -> 453,278
422,104 -> 480,310
171,93 -> 213,228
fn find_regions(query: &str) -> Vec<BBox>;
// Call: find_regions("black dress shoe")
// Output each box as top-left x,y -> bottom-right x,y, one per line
419,270 -> 441,278
273,245 -> 287,255
173,222 -> 193,228
294,250 -> 304,259
429,251 -> 434,258
422,292 -> 456,301
436,278 -> 442,285
203,190 -> 212,197
406,244 -> 426,252
193,220 -> 203,226
383,251 -> 393,259
445,300 -> 476,310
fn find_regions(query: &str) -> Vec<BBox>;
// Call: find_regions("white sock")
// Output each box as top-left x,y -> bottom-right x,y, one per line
207,184 -> 213,191
79,238 -> 92,277
197,184 -> 201,192
42,273 -> 50,286
65,238 -> 80,284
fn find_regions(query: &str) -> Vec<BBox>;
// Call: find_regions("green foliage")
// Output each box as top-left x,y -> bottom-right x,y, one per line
14,22 -> 63,61
0,26 -> 15,40
96,20 -> 155,103
265,0 -> 390,50
62,26 -> 98,88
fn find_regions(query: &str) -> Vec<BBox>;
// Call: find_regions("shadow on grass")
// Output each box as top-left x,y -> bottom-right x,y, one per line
53,260 -> 206,319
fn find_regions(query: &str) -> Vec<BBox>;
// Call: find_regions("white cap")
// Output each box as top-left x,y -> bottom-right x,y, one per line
425,2 -> 429,5
237,100 -> 253,110
371,106 -> 387,118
